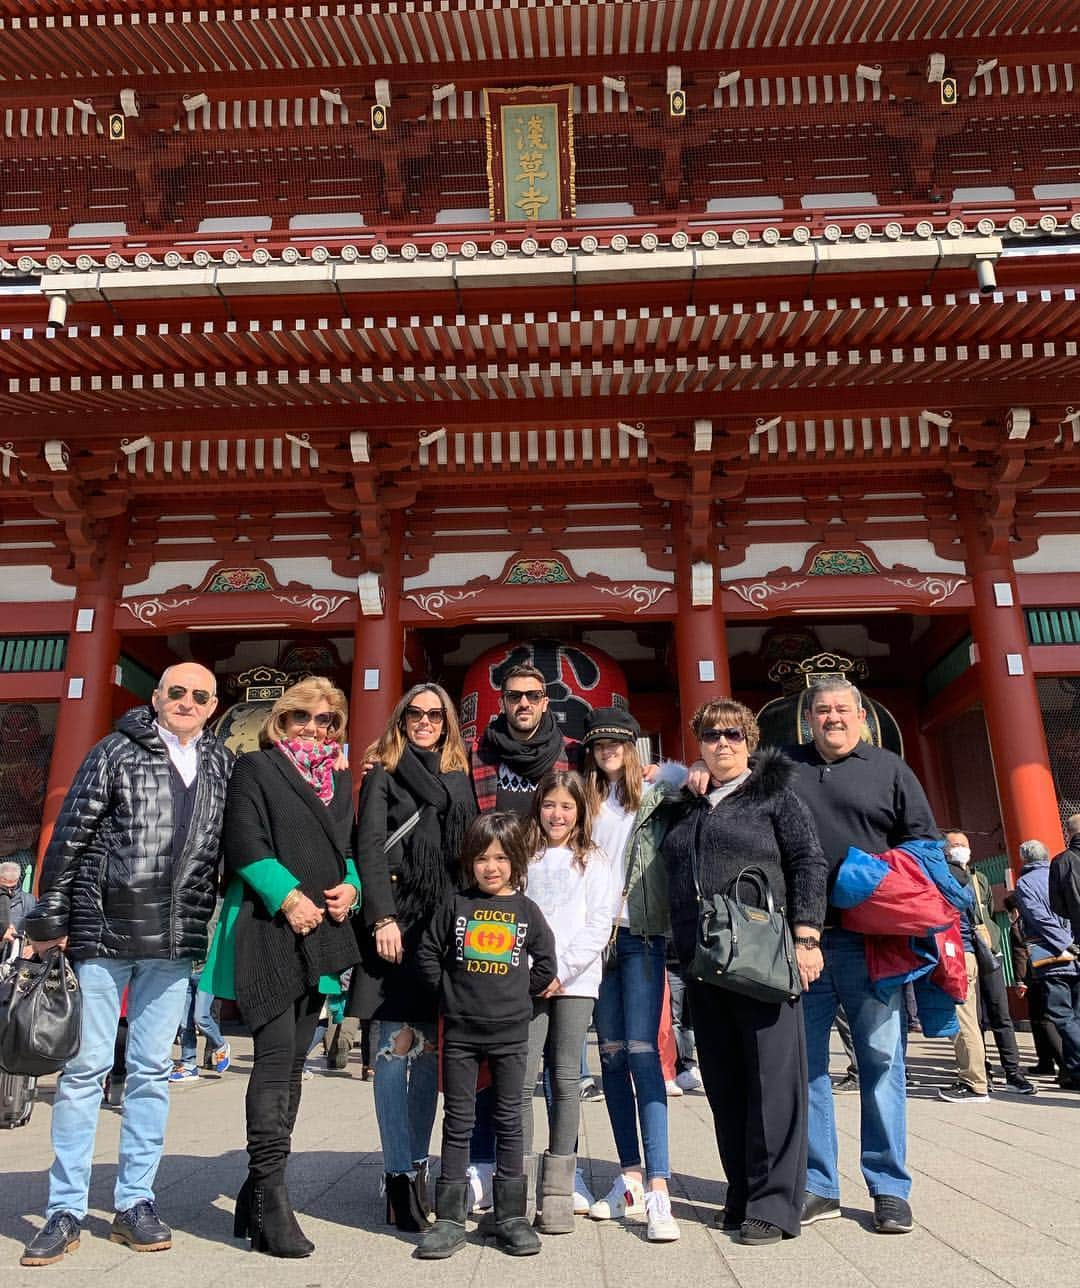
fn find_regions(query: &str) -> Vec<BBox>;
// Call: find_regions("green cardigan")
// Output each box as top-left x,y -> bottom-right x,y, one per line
201,855 -> 361,1000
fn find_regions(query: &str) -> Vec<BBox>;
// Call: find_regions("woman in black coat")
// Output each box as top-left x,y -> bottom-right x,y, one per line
213,678 -> 360,1258
352,682 -> 477,1231
663,698 -> 826,1246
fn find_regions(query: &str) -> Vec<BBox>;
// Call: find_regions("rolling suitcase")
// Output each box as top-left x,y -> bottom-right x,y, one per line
0,1068 -> 35,1127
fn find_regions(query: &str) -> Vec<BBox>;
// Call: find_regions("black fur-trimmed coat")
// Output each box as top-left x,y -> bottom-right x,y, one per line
662,747 -> 827,973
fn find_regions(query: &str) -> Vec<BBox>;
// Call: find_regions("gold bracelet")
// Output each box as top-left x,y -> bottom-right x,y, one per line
280,888 -> 301,914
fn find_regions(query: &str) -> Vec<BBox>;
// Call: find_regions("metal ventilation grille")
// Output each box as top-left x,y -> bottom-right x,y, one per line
1037,677 -> 1080,829
0,700 -> 56,888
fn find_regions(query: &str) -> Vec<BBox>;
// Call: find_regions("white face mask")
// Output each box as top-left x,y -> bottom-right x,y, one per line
948,845 -> 971,866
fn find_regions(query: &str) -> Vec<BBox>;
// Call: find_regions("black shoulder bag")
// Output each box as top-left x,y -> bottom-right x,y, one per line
688,810 -> 802,1005
0,947 -> 82,1076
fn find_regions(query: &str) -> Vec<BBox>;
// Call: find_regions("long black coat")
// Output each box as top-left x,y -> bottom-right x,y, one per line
28,706 -> 233,960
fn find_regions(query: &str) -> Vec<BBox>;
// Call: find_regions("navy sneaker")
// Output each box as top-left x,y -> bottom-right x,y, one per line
21,1212 -> 81,1266
110,1199 -> 172,1252
873,1195 -> 913,1234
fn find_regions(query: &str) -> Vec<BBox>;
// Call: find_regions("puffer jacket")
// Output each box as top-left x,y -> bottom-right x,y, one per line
26,705 -> 233,960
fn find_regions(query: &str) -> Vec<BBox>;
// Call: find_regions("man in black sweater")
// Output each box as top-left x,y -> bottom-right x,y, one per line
786,677 -> 938,1237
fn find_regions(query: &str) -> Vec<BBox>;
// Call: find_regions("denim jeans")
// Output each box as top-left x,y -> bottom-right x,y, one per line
594,931 -> 670,1180
47,956 -> 192,1218
178,969 -> 225,1069
372,1019 -> 439,1174
803,928 -> 909,1200
522,996 -> 594,1157
666,965 -> 697,1072
1042,973 -> 1080,1080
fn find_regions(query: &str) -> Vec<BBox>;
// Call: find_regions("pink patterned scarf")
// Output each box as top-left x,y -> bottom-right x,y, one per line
275,738 -> 339,804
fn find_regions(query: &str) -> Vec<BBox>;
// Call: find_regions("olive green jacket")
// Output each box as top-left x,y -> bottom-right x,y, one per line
614,784 -> 687,938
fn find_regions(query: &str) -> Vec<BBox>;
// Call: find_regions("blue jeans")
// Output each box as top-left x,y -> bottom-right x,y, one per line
47,956 -> 192,1218
803,928 -> 909,1200
178,969 -> 225,1069
594,930 -> 670,1180
1042,973 -> 1080,1080
372,1019 -> 439,1174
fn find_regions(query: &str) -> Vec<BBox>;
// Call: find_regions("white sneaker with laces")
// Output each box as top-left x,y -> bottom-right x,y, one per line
466,1162 -> 494,1213
589,1174 -> 645,1221
665,1079 -> 684,1097
573,1167 -> 595,1215
675,1067 -> 703,1092
645,1190 -> 681,1242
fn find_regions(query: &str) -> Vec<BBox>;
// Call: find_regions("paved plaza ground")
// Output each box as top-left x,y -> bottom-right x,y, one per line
1,1028 -> 1077,1288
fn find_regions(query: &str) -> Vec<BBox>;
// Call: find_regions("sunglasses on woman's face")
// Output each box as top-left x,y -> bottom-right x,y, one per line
165,685 -> 214,706
287,710 -> 338,730
699,726 -> 747,745
404,705 -> 445,725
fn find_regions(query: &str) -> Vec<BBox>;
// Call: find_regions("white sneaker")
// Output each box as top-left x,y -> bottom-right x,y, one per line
589,1174 -> 646,1221
573,1167 -> 595,1215
466,1162 -> 493,1213
675,1067 -> 703,1092
665,1079 -> 684,1097
645,1190 -> 681,1242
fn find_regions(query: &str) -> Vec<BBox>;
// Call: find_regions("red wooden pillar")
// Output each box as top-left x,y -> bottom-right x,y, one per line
349,567 -> 403,778
964,520 -> 1063,871
37,527 -> 124,866
673,521 -> 730,761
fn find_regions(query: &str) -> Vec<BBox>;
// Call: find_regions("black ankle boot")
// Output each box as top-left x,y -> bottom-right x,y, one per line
248,1181 -> 314,1258
233,1176 -> 252,1239
385,1172 -> 428,1232
417,1180 -> 469,1259
493,1176 -> 541,1256
412,1161 -> 433,1222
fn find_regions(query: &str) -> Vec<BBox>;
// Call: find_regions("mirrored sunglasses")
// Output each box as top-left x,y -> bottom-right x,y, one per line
165,685 -> 213,706
699,726 -> 747,745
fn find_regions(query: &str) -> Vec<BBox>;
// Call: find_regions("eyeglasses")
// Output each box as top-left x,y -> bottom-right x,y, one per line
404,705 -> 445,725
699,726 -> 747,745
165,685 -> 214,706
503,688 -> 546,705
287,709 -> 339,730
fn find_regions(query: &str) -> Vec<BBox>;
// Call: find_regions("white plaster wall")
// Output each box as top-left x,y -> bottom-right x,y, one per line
404,552 -> 515,591
266,557 -> 357,591
0,566 -> 75,602
862,539 -> 966,574
1013,536 -> 1080,574
558,548 -> 675,583
123,561 -> 219,597
720,543 -> 816,581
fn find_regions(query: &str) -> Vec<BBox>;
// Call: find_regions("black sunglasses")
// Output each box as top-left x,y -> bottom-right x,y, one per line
699,726 -> 747,745
404,705 -> 446,724
287,709 -> 339,730
503,688 -> 546,705
165,685 -> 214,706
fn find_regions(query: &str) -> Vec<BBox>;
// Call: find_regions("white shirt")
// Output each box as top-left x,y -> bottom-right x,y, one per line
527,844 -> 615,999
156,723 -> 202,787
591,796 -> 636,927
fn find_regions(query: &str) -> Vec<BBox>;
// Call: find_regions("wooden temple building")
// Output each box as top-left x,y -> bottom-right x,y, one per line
0,1 -> 1078,879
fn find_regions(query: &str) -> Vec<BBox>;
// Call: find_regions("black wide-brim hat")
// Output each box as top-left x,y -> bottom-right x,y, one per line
582,706 -> 641,746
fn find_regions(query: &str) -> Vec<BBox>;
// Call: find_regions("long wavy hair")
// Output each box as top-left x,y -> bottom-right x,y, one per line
370,682 -> 470,774
526,769 -> 597,872
582,738 -> 645,817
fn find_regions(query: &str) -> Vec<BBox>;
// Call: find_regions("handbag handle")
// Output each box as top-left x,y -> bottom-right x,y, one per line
727,867 -> 777,915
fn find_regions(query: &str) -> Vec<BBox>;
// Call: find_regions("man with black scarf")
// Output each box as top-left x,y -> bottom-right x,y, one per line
471,665 -> 581,818
0,858 -> 35,943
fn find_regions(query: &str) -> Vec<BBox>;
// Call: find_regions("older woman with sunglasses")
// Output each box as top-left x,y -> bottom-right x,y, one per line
204,677 -> 360,1257
352,683 -> 477,1233
662,699 -> 826,1247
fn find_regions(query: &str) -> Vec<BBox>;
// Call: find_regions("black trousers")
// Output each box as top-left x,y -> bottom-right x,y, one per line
441,1038 -> 528,1183
246,989 -> 323,1182
691,980 -> 807,1238
976,964 -> 1021,1076
1028,977 -> 1064,1070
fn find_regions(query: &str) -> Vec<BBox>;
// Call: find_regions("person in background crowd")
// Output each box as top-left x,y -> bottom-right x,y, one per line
938,829 -> 992,1103
664,699 -> 827,1246
1004,892 -> 1063,1077
582,706 -> 683,1242
1050,813 -> 1080,944
207,678 -> 359,1258
1014,839 -> 1080,1091
0,858 -> 34,942
352,683 -> 477,1231
789,677 -> 938,1236
521,770 -> 613,1236
171,895 -> 230,1083
666,955 -> 702,1092
416,813 -> 556,1259
22,664 -> 232,1267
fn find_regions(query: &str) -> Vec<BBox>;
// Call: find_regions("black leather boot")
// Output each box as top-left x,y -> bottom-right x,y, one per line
493,1176 -> 541,1256
385,1172 -> 428,1232
417,1180 -> 469,1259
247,1181 -> 315,1258
412,1160 -> 433,1222
233,1176 -> 252,1238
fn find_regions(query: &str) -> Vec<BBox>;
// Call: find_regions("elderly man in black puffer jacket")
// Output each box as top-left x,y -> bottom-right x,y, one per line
21,663 -> 233,1268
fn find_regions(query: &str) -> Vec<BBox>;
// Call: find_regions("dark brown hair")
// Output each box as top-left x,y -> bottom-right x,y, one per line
526,769 -> 596,871
502,664 -> 547,692
689,697 -> 760,754
458,813 -> 533,893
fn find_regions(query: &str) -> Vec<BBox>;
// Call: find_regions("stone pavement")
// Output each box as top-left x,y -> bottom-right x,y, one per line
2,1029 -> 1077,1288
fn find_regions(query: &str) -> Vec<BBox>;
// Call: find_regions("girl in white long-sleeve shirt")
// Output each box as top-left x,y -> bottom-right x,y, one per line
520,769 -> 614,1234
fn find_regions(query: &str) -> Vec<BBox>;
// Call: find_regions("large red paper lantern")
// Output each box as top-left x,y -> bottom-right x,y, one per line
460,638 -> 628,746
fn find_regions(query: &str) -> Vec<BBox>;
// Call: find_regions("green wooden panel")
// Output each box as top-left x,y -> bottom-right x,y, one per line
1027,608 -> 1080,646
922,635 -> 972,701
0,635 -> 66,673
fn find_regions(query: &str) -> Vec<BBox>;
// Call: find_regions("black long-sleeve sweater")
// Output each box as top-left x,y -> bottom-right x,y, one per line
417,889 -> 557,1046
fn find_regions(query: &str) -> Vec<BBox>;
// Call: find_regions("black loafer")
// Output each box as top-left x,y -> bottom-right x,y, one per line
873,1195 -> 913,1234
801,1192 -> 841,1225
21,1212 -> 81,1266
110,1199 -> 172,1251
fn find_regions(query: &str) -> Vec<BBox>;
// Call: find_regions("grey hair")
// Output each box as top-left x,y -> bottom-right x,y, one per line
0,861 -> 20,881
1066,813 -> 1080,838
1019,839 -> 1050,865
807,676 -> 864,711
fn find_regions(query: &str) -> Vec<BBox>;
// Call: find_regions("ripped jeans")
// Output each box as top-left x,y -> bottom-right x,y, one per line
594,930 -> 670,1180
371,1019 -> 439,1175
